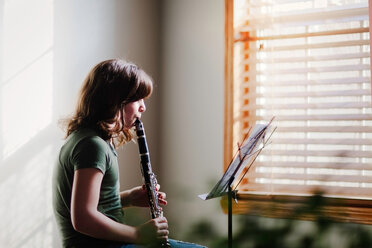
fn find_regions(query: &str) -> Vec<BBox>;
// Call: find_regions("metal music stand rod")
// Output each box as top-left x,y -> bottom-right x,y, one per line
227,176 -> 237,248
228,182 -> 233,248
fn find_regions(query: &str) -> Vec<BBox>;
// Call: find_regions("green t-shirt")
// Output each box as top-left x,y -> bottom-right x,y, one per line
52,128 -> 125,247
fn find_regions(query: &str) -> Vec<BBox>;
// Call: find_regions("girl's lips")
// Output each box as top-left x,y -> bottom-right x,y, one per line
132,117 -> 141,126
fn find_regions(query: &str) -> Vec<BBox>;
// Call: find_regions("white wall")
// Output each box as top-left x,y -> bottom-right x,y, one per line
160,0 -> 226,238
0,0 -> 225,246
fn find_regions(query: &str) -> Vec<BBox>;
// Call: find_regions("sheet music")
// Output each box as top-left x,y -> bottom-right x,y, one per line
198,122 -> 272,200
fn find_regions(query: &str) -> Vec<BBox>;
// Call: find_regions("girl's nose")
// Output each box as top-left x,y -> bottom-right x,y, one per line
139,100 -> 146,113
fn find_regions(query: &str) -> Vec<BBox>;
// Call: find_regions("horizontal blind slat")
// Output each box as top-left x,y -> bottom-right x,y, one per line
238,184 -> 372,199
238,28 -> 369,42
252,77 -> 370,87
247,89 -> 371,98
244,40 -> 370,52
272,138 -> 372,146
257,64 -> 371,74
243,3 -> 368,27
253,52 -> 370,64
276,126 -> 372,133
246,172 -> 372,184
244,102 -> 371,111
257,114 -> 372,121
261,149 -> 372,158
254,161 -> 372,170
240,123 -> 372,133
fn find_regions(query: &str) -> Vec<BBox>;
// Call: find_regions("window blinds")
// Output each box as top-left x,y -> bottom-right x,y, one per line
234,0 -> 372,200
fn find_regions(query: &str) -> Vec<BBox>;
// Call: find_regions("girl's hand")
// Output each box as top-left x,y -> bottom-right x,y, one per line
126,184 -> 167,208
155,184 -> 168,206
135,217 -> 169,244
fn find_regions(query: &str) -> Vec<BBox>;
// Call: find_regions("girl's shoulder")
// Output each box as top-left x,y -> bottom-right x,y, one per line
64,128 -> 109,154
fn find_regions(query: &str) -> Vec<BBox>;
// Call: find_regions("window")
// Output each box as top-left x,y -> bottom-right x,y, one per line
225,0 -> 372,224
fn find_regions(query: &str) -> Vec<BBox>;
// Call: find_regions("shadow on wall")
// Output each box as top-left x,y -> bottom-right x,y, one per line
0,125 -> 62,247
183,192 -> 372,248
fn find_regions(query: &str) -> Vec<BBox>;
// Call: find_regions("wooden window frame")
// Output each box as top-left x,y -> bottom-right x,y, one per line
223,0 -> 372,224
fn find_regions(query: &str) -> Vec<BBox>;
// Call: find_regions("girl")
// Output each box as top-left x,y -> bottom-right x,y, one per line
52,59 -> 205,248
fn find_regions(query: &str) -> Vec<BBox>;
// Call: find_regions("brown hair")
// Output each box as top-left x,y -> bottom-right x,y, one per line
64,59 -> 153,145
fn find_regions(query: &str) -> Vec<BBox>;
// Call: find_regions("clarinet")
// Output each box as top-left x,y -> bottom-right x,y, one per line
134,119 -> 170,247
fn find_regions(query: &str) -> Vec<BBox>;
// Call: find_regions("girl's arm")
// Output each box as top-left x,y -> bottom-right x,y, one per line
71,168 -> 168,244
120,185 -> 167,208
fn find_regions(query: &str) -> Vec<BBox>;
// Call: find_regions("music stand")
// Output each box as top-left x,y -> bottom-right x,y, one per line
199,120 -> 275,248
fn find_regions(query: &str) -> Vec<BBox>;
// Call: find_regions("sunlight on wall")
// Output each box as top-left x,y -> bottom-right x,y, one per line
0,0 -> 57,247
1,0 -> 53,159
1,54 -> 53,158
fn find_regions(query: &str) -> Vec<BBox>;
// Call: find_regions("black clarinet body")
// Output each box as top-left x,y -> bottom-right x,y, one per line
134,119 -> 170,247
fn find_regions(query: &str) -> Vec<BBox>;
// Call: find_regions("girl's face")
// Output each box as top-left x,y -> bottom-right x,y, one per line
122,99 -> 146,129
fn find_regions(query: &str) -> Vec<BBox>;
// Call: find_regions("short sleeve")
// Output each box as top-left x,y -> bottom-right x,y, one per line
71,136 -> 109,174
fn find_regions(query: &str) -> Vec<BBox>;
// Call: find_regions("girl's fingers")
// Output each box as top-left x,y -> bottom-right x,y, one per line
154,217 -> 168,229
158,192 -> 166,200
158,198 -> 167,206
157,192 -> 167,205
158,229 -> 169,238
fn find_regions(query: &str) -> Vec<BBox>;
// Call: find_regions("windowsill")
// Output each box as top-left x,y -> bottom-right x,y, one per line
220,191 -> 372,225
